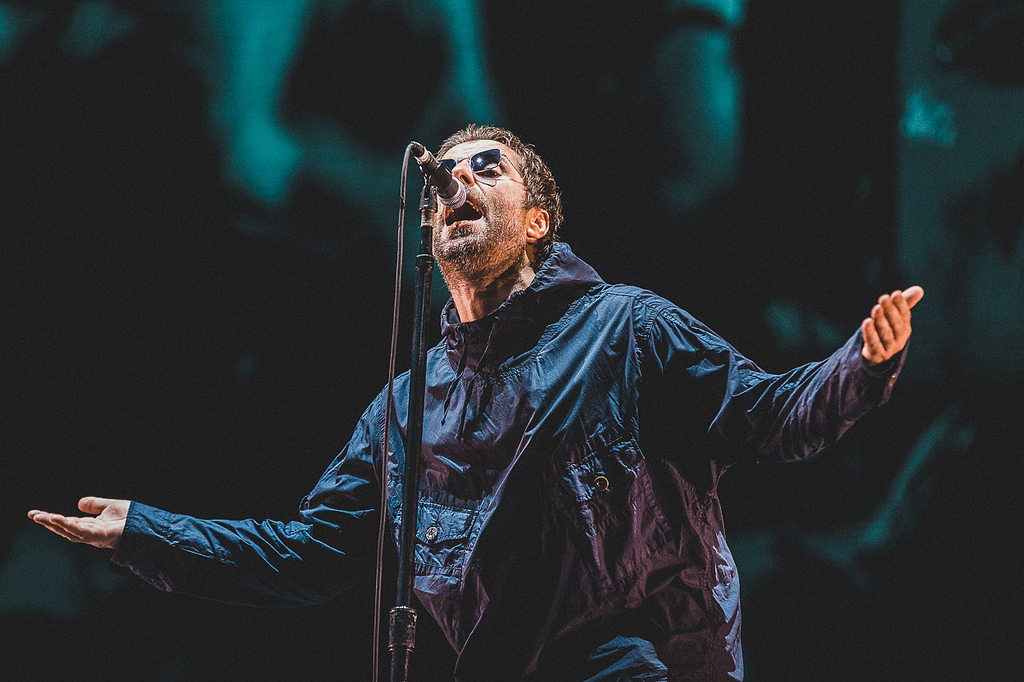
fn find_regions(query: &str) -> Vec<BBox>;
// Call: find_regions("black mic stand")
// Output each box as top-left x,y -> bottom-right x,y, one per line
388,184 -> 436,682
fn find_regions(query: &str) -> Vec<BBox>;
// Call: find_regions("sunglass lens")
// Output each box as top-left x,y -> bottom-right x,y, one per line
438,149 -> 502,175
472,149 -> 502,172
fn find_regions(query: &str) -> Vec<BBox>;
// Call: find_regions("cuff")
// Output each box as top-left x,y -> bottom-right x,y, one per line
109,501 -> 172,573
855,337 -> 909,405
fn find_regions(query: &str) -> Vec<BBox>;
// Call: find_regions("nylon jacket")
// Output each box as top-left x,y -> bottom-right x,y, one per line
112,242 -> 905,681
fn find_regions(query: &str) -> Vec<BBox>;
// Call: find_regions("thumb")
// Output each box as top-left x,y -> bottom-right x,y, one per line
902,285 -> 924,309
78,496 -> 112,515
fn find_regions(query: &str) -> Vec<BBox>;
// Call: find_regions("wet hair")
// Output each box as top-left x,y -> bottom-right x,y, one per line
438,124 -> 563,259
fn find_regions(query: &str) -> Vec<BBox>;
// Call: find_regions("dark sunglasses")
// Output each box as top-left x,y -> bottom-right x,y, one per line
439,148 -> 520,181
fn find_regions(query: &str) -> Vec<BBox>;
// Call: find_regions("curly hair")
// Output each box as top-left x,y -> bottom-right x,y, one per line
438,124 -> 563,258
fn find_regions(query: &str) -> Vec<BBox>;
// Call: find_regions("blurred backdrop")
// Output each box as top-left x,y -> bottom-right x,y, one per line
2,0 -> 1022,679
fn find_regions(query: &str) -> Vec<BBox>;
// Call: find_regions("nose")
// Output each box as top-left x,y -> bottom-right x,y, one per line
450,161 -> 477,188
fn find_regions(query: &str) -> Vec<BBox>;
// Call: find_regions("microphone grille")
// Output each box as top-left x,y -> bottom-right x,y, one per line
438,181 -> 467,209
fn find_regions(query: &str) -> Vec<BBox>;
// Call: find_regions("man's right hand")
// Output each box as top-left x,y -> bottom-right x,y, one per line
28,497 -> 129,549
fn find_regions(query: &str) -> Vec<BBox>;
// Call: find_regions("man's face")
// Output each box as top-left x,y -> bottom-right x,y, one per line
432,140 -> 531,279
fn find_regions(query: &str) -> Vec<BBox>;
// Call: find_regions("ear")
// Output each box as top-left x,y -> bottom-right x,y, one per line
524,206 -> 550,244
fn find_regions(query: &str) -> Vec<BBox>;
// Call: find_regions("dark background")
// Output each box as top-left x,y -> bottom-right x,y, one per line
2,0 -> 1022,680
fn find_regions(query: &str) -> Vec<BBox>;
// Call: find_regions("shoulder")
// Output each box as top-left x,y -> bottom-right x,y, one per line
590,284 -> 742,361
592,283 -> 692,323
563,283 -> 710,350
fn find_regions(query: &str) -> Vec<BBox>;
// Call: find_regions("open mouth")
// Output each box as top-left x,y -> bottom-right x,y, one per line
445,200 -> 483,226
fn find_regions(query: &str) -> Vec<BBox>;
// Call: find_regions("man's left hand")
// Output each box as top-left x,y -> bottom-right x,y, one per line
861,286 -> 924,366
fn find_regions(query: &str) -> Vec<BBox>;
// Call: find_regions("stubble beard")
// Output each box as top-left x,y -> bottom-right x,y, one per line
434,195 -> 528,287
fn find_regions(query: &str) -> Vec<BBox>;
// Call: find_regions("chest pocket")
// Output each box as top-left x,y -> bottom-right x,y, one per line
555,432 -> 671,593
398,498 -> 478,577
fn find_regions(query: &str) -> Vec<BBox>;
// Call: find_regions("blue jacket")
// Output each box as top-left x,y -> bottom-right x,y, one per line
112,243 -> 904,681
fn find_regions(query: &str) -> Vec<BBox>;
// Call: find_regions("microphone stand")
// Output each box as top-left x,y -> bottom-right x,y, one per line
388,184 -> 436,682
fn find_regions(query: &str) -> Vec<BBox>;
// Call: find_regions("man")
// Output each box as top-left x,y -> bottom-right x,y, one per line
29,124 -> 922,681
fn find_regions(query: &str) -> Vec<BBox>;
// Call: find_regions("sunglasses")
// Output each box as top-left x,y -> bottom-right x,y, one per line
439,148 -> 522,183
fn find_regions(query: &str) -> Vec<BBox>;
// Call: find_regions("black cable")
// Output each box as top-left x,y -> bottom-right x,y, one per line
373,143 -> 414,682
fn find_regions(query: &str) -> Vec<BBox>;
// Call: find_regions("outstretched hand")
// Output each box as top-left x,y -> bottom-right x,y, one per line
861,286 -> 924,366
28,497 -> 129,549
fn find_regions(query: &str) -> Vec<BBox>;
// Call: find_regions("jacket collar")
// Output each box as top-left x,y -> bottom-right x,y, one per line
439,242 -> 604,374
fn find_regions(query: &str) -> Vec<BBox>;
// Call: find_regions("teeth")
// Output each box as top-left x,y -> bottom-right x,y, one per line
446,201 -> 483,225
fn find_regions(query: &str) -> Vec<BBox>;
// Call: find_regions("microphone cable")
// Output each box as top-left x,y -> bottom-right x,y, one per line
372,142 -> 416,682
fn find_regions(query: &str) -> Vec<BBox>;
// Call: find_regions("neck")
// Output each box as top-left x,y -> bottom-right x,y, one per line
444,254 -> 538,323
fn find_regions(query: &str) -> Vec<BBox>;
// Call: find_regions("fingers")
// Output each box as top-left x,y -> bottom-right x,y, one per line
28,511 -> 88,544
892,289 -> 912,322
862,286 -> 921,365
879,291 -> 908,341
861,317 -> 884,364
28,501 -> 127,549
878,290 -> 915,338
871,299 -> 897,345
903,285 -> 924,309
37,520 -> 82,544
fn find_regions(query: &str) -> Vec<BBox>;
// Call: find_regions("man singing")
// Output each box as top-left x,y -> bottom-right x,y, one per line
30,124 -> 921,681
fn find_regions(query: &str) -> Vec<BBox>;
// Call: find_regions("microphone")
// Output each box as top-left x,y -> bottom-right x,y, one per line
410,142 -> 466,209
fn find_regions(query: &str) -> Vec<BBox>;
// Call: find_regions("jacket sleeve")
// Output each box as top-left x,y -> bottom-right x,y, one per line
110,399 -> 384,607
644,302 -> 906,464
